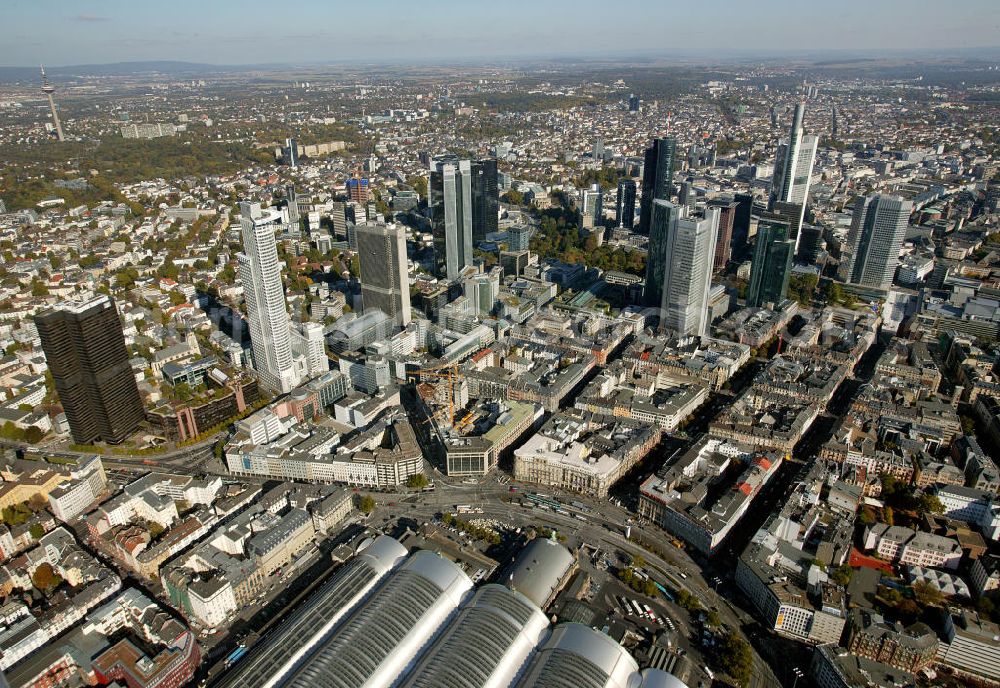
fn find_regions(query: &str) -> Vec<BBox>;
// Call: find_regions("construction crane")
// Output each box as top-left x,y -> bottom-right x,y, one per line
408,362 -> 463,427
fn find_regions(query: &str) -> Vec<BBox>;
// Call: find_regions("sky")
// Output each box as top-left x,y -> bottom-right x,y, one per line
3,0 -> 999,66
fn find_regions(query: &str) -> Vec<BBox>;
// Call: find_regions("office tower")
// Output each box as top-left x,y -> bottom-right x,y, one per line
711,200 -> 738,271
628,94 -> 640,113
500,250 -> 530,278
838,194 -> 912,289
579,184 -> 603,229
508,225 -> 532,252
356,221 -> 411,326
284,137 -> 298,168
430,157 -> 473,280
330,202 -> 348,239
639,137 -> 676,235
592,137 -> 604,161
732,193 -> 754,252
285,185 -> 300,227
678,181 -> 693,209
797,226 -> 824,264
40,66 -> 64,142
470,158 -> 499,244
290,321 -> 328,377
347,177 -> 370,204
770,102 -> 818,251
464,268 -> 501,316
237,202 -> 300,394
616,179 -> 636,229
35,296 -> 145,444
770,200 -> 805,244
747,219 -> 795,307
645,202 -> 719,336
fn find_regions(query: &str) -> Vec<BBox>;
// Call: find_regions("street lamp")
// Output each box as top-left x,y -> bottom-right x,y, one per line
791,666 -> 805,688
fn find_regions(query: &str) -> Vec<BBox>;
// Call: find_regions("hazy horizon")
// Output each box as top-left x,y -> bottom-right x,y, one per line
4,0 -> 999,68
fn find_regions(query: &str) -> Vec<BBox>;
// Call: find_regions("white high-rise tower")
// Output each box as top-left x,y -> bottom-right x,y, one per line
652,202 -> 719,338
838,194 -> 912,290
771,102 -> 817,250
237,202 -> 301,394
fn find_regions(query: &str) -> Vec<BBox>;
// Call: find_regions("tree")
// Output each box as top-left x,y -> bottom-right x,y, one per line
917,493 -> 944,515
706,610 -> 722,628
713,634 -> 753,687
28,523 -> 45,540
831,564 -> 854,586
32,563 -> 62,592
358,494 -> 375,514
631,554 -> 646,569
406,473 -> 429,490
884,506 -> 894,526
913,581 -> 944,609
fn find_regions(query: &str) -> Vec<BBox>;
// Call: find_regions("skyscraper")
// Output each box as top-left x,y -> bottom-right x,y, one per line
285,185 -> 300,227
237,202 -> 300,394
711,200 -> 738,271
770,102 -> 818,251
678,181 -> 693,209
628,94 -> 640,113
347,177 -> 370,204
645,202 -> 718,337
430,157 -> 473,280
579,184 -> 603,229
616,179 -> 636,229
35,296 -> 145,444
838,194 -> 912,289
356,221 -> 412,327
470,158 -> 499,244
592,137 -> 605,161
639,137 -> 677,235
732,192 -> 755,253
284,137 -> 298,168
747,219 -> 795,307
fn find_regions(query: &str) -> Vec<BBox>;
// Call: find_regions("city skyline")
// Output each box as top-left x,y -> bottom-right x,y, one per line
1,0 -> 997,66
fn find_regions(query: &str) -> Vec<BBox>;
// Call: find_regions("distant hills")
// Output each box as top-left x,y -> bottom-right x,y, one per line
0,61 -> 263,83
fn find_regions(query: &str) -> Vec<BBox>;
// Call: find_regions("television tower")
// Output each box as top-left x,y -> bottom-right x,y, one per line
40,65 -> 65,142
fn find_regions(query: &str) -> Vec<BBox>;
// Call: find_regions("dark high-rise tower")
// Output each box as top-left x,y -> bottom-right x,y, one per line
710,200 -> 738,272
470,158 -> 499,244
357,222 -> 411,327
639,137 -> 676,235
616,179 -> 636,229
747,219 -> 795,307
35,296 -> 145,445
430,156 -> 473,280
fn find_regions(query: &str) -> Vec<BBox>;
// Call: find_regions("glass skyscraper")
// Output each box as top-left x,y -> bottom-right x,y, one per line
639,137 -> 676,235
747,219 -> 795,307
838,194 -> 912,289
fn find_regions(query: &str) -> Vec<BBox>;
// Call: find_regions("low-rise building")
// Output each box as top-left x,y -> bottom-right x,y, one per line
514,410 -> 661,498
640,436 -> 782,554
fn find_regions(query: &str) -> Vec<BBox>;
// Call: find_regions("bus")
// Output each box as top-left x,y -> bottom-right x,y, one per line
630,600 -> 644,617
456,505 -> 474,514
